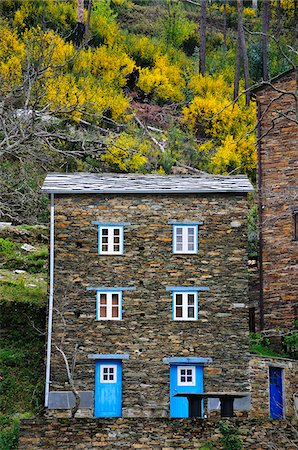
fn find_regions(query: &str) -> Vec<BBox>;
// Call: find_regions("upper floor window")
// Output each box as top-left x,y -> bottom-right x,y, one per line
92,221 -> 131,255
173,291 -> 198,320
170,222 -> 202,254
99,226 -> 123,255
96,291 -> 122,320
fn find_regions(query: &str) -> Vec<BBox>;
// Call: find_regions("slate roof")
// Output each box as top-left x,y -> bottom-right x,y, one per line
41,173 -> 254,194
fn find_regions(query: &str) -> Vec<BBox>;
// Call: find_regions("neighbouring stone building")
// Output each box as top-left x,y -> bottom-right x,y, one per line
41,173 -> 254,419
252,68 -> 298,331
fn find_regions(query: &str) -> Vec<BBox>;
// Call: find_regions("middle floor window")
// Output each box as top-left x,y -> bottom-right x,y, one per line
96,291 -> 122,320
173,291 -> 198,320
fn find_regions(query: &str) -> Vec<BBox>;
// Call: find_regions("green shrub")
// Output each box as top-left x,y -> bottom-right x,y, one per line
160,0 -> 196,49
249,333 -> 288,358
0,239 -> 16,256
218,420 -> 243,450
0,418 -> 19,450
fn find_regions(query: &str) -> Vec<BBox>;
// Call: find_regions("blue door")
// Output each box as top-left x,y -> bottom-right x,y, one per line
269,367 -> 284,419
94,360 -> 122,417
170,365 -> 203,418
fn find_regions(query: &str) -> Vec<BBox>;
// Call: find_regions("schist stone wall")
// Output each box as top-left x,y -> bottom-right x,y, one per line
19,418 -> 298,449
49,192 -> 250,417
255,69 -> 298,330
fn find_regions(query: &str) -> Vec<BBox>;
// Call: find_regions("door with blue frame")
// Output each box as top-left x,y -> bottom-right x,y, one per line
94,360 -> 122,417
269,366 -> 284,419
170,364 -> 203,418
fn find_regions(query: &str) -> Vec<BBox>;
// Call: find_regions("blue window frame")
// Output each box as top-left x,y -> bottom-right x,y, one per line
87,286 -> 135,321
92,222 -> 131,255
169,222 -> 203,254
166,286 -> 209,321
172,291 -> 198,320
96,291 -> 122,320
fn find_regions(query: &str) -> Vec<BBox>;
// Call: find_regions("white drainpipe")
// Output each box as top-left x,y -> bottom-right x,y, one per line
45,193 -> 55,407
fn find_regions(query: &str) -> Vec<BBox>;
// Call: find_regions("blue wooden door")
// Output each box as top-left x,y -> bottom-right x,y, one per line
269,367 -> 284,419
170,365 -> 203,418
94,360 -> 122,417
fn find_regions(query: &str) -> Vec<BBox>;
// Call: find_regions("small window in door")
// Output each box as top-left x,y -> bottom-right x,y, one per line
177,366 -> 196,386
100,365 -> 117,383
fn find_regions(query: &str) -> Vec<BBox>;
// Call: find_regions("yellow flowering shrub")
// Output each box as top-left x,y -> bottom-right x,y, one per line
88,46 -> 134,86
243,7 -> 257,19
137,55 -> 185,102
127,35 -> 158,66
211,134 -> 256,174
23,28 -> 74,69
270,0 -> 296,18
42,73 -> 130,122
101,134 -> 149,172
0,26 -> 25,89
183,74 -> 256,174
90,14 -> 123,48
42,74 -> 84,122
218,3 -> 235,14
188,74 -> 231,100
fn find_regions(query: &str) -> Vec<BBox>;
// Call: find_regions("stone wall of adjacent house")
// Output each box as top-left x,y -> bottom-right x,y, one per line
19,417 -> 298,449
249,355 -> 298,418
256,70 -> 298,330
49,192 -> 250,417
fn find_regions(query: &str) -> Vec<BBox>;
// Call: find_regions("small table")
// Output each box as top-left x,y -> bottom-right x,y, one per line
174,392 -> 249,418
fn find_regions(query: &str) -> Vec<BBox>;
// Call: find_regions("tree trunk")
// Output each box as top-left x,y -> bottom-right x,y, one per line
276,0 -> 281,35
233,34 -> 241,102
199,0 -> 207,75
262,0 -> 270,81
74,0 -> 85,47
223,0 -> 227,48
85,0 -> 92,47
237,0 -> 250,106
252,0 -> 258,11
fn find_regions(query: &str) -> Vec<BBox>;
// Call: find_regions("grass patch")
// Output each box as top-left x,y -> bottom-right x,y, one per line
0,270 -> 46,305
0,238 -> 48,274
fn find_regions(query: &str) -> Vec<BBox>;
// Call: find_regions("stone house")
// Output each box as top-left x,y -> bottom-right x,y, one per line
41,173 -> 254,419
252,68 -> 298,332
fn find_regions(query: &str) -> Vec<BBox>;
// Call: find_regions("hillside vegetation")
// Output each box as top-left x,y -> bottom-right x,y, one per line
0,0 -> 297,224
0,226 -> 47,449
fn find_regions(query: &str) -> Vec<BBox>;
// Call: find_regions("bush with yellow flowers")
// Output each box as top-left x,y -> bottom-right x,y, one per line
0,25 -> 25,89
101,133 -> 150,172
137,55 -> 185,103
183,73 -> 256,174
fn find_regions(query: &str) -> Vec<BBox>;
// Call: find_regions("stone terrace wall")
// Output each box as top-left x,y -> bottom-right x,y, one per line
256,70 -> 298,330
49,192 -> 250,417
19,418 -> 298,449
250,355 -> 298,418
